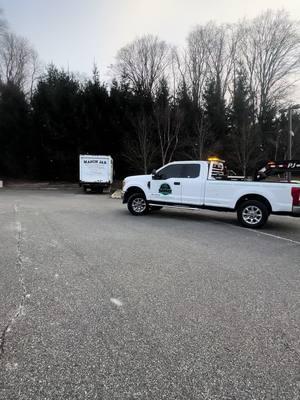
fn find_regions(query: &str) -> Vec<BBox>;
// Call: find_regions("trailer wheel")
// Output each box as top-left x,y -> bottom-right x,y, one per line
237,200 -> 269,229
127,193 -> 149,216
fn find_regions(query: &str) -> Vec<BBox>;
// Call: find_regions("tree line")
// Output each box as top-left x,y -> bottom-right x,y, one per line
0,8 -> 300,181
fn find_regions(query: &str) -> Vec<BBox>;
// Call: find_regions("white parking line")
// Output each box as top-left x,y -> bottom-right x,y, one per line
244,228 -> 300,245
208,215 -> 300,245
207,217 -> 300,245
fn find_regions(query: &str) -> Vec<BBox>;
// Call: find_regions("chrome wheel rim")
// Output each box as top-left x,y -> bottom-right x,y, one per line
242,205 -> 263,225
132,197 -> 146,213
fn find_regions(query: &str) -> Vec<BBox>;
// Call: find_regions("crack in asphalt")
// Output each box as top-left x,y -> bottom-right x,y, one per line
0,206 -> 28,361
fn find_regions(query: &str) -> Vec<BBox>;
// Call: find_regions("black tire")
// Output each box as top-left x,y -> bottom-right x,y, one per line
150,206 -> 163,211
237,200 -> 269,229
127,193 -> 149,216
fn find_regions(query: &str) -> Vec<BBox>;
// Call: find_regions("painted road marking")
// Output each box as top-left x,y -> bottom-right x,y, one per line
246,229 -> 300,245
208,216 -> 300,245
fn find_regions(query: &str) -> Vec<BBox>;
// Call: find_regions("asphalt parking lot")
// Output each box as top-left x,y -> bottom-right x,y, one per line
0,190 -> 299,400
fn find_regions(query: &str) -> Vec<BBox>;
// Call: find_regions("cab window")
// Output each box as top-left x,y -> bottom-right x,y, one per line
181,164 -> 200,178
156,164 -> 200,179
156,164 -> 183,179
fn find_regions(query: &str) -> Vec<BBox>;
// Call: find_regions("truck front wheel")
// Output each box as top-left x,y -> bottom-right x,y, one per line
127,193 -> 149,216
237,200 -> 269,229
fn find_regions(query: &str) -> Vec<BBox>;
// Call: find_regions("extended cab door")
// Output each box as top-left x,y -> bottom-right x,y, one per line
149,164 -> 183,203
149,163 -> 205,205
180,164 -> 204,205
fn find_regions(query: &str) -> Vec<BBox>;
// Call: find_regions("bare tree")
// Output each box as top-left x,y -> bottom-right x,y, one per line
0,8 -> 7,36
114,35 -> 171,95
238,10 -> 300,119
169,46 -> 183,101
124,111 -> 156,173
184,26 -> 210,106
154,98 -> 182,165
179,23 -> 239,161
205,23 -> 239,98
183,23 -> 238,105
0,32 -> 41,93
28,49 -> 42,99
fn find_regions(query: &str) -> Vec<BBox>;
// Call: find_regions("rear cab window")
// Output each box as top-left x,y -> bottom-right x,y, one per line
181,164 -> 200,178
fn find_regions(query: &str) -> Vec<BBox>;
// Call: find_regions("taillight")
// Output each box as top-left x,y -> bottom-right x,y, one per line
291,187 -> 300,206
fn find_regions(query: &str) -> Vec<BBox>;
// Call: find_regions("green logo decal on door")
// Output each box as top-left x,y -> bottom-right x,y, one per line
159,183 -> 172,195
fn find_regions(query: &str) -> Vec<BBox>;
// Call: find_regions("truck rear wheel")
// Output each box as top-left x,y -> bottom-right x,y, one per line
237,200 -> 269,229
127,193 -> 149,216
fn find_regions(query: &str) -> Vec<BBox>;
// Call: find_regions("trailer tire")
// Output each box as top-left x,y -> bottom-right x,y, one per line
95,187 -> 103,194
237,200 -> 269,229
127,193 -> 149,216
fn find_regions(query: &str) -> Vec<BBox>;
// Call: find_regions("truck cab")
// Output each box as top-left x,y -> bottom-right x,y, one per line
150,161 -> 206,205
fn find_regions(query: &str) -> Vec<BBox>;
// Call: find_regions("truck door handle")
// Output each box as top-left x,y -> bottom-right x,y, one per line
174,182 -> 180,185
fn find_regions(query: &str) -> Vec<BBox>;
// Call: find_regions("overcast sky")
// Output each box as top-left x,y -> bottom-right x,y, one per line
1,0 -> 300,80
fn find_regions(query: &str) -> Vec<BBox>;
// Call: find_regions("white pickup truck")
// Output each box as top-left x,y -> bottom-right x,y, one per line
122,159 -> 300,228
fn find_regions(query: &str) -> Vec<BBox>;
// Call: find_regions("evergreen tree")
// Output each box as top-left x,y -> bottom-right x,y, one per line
203,78 -> 228,157
31,65 -> 81,180
175,82 -> 197,159
80,67 -> 110,155
228,71 -> 259,175
0,82 -> 31,177
258,103 -> 278,160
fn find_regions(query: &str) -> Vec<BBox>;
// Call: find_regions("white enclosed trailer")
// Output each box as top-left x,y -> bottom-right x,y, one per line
79,155 -> 113,193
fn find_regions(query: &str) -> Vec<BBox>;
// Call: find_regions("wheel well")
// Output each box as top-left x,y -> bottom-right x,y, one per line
235,194 -> 272,213
123,186 -> 145,203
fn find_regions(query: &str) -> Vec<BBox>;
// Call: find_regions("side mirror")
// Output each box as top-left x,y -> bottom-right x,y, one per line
152,169 -> 160,180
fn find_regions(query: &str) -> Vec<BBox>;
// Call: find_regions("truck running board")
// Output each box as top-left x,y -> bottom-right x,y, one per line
149,202 -> 233,213
149,203 -> 201,211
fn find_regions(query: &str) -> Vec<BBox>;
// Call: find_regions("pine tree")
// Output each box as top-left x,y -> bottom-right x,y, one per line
203,78 -> 228,157
228,70 -> 259,175
31,65 -> 81,180
0,82 -> 31,177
